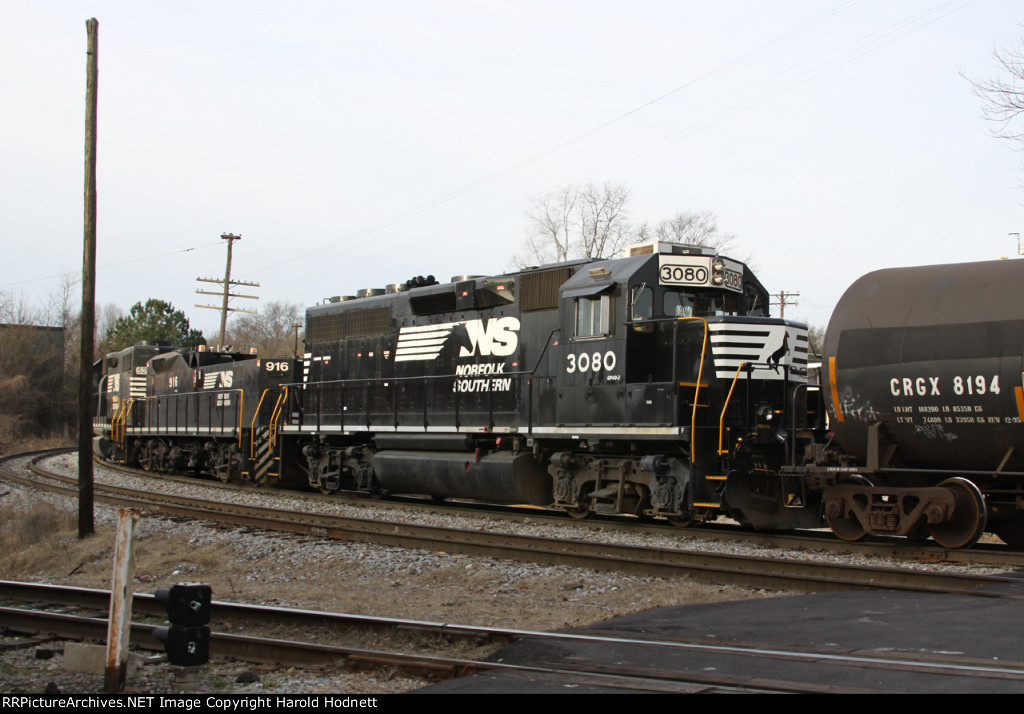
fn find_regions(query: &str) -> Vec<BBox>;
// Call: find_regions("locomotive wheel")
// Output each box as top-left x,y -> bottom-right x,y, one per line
928,477 -> 987,549
566,505 -> 593,520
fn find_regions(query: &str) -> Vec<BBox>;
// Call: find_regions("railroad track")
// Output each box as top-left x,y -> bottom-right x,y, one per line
4,581 -> 1024,694
2,449 -> 1021,595
89,449 -> 1024,568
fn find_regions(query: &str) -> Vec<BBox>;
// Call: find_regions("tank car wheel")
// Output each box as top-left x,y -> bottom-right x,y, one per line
826,511 -> 867,542
826,474 -> 871,542
319,486 -> 337,495
667,517 -> 694,528
993,519 -> 1024,549
904,521 -> 931,541
928,477 -> 987,549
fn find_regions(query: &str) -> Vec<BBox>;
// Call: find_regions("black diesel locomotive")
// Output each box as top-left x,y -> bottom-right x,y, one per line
94,344 -> 295,483
93,242 -> 1024,549
290,240 -> 811,530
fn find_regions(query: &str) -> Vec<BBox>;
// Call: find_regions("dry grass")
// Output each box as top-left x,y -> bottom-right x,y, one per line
0,501 -> 80,578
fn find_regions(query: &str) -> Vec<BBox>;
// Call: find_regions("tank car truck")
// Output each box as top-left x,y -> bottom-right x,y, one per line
95,345 -> 296,483
277,240 -> 811,528
810,258 -> 1024,549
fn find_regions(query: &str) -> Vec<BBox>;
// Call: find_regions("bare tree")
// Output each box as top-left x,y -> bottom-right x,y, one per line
652,210 -> 738,254
225,301 -> 305,356
520,182 -> 633,266
519,183 -> 744,267
968,31 -> 1024,145
524,185 -> 578,264
94,303 -> 125,359
806,324 -> 825,358
577,182 -> 632,259
0,289 -> 71,450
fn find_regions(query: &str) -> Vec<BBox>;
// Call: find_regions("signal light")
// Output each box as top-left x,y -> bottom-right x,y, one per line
153,583 -> 212,667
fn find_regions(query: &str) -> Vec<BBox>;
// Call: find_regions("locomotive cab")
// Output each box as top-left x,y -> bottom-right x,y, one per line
547,241 -> 809,524
93,341 -> 176,462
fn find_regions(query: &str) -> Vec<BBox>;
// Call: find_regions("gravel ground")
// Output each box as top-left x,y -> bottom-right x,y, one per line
0,454 -> 785,695
2,453 -> 1012,694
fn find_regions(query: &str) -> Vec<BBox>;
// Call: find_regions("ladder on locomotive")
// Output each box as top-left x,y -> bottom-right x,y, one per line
246,387 -> 289,484
110,398 -> 135,464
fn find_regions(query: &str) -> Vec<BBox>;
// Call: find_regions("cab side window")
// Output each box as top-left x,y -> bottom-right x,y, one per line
575,295 -> 611,337
631,286 -> 653,321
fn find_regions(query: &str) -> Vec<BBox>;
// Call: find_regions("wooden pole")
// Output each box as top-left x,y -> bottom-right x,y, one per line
105,508 -> 139,692
79,17 -> 98,539
218,233 -> 239,349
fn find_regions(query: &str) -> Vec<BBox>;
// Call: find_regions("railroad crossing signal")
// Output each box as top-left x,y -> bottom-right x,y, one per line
153,583 -> 212,667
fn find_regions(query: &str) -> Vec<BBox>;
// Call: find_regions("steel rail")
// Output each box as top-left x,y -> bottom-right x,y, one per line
4,582 -> 1024,692
89,448 -> 1024,568
8,456 -> 1022,596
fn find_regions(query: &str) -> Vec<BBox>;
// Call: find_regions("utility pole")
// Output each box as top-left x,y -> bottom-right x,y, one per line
195,233 -> 259,350
78,17 -> 98,540
771,290 -> 800,319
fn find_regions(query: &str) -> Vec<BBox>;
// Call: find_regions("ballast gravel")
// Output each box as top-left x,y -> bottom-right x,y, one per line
0,452 -> 1008,694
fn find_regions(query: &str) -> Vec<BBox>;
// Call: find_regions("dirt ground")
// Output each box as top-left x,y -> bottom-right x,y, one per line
0,497 -> 773,633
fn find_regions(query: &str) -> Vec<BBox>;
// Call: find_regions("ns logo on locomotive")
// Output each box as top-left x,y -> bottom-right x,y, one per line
93,241 -> 1024,549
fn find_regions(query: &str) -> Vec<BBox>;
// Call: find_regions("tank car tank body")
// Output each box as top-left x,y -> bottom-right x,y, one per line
817,258 -> 1024,548
276,241 -> 811,527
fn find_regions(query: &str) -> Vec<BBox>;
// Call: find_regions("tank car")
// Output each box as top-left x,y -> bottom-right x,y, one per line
815,258 -> 1024,548
275,241 -> 810,527
95,344 -> 296,483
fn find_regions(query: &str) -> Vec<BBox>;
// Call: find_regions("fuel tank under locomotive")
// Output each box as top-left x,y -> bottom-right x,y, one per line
823,258 -> 1024,473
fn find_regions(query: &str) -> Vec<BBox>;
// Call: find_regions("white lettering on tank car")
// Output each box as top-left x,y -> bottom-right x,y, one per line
889,376 -> 941,396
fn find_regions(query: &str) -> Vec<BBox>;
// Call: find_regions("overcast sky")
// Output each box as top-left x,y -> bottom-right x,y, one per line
3,0 -> 1023,335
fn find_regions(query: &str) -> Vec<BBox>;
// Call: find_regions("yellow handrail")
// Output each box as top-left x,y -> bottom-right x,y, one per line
250,389 -> 273,459
112,398 -> 134,446
675,317 -> 709,463
718,363 -> 750,455
110,400 -> 125,443
268,386 -> 289,450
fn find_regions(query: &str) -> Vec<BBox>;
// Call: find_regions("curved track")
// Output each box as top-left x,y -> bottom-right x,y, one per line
2,449 -> 1021,595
